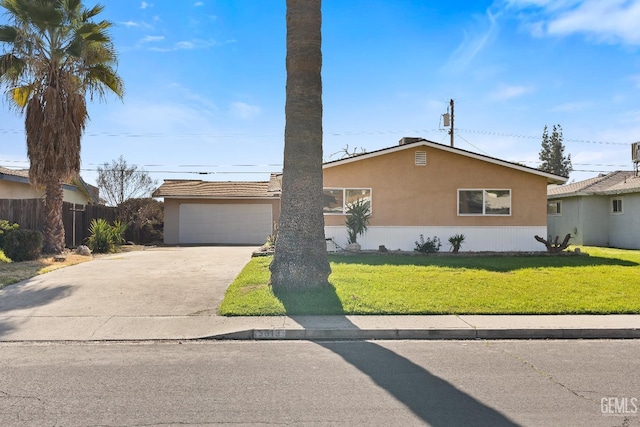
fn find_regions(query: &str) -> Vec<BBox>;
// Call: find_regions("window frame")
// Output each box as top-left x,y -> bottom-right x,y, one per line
611,197 -> 623,215
322,187 -> 372,215
457,188 -> 512,216
547,200 -> 562,216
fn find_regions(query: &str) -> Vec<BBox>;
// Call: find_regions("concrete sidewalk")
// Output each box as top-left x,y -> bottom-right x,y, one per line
0,247 -> 638,341
0,312 -> 639,341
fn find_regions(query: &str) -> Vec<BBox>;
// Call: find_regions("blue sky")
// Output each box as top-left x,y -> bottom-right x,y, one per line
2,0 -> 640,187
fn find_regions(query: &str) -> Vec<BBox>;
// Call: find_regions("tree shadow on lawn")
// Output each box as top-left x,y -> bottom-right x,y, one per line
274,285 -> 520,426
328,253 -> 638,272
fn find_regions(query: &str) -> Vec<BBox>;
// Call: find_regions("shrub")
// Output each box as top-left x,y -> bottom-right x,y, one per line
2,229 -> 43,262
0,219 -> 19,248
111,220 -> 127,245
345,198 -> 372,244
415,234 -> 441,253
448,233 -> 466,254
86,219 -> 126,253
117,198 -> 164,244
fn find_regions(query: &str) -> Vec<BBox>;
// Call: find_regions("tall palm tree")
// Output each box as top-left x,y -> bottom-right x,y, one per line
270,0 -> 331,290
0,0 -> 124,253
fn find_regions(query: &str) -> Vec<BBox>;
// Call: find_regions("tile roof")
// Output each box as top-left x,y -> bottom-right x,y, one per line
0,167 -> 30,180
548,171 -> 640,198
152,179 -> 278,198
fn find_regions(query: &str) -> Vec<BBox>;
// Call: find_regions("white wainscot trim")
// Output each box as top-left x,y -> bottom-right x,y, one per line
325,226 -> 548,252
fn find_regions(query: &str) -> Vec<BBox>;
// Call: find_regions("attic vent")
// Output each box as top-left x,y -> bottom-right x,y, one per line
415,151 -> 427,166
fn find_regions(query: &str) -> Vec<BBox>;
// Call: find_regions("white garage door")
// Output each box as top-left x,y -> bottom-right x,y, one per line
179,203 -> 272,244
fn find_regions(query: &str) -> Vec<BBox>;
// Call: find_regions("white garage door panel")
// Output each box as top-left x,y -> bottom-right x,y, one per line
179,204 -> 272,244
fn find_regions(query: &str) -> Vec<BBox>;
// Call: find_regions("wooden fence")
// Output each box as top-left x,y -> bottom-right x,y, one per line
0,199 -> 117,248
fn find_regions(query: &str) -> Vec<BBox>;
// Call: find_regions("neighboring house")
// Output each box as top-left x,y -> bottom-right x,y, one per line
154,138 -> 567,251
0,166 -> 99,205
153,179 -> 281,245
547,171 -> 640,249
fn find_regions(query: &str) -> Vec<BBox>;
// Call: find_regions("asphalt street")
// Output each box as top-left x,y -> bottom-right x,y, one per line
0,339 -> 638,426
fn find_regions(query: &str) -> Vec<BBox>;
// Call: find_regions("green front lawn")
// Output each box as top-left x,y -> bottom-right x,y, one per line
218,246 -> 640,316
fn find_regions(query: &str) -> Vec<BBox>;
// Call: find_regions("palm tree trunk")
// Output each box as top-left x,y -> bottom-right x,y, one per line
270,0 -> 331,290
42,180 -> 66,254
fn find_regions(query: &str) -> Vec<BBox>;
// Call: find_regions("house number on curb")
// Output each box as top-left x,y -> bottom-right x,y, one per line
254,330 -> 286,339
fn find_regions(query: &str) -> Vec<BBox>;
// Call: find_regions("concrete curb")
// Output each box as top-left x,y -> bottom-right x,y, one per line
207,327 -> 640,341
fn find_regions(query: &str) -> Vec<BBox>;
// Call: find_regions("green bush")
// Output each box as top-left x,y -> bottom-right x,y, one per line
117,198 -> 164,244
448,233 -> 466,254
2,229 -> 43,262
0,219 -> 20,248
87,218 -> 126,253
414,234 -> 441,253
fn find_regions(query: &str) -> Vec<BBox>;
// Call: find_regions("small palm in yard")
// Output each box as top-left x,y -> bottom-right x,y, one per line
345,198 -> 372,248
0,0 -> 124,253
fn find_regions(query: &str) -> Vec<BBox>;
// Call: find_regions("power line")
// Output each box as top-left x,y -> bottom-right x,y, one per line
0,127 -> 633,145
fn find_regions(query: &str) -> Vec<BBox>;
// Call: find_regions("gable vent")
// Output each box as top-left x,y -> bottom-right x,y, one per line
415,151 -> 427,166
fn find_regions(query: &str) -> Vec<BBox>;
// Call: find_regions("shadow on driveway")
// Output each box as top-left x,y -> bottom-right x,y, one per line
0,280 -> 73,338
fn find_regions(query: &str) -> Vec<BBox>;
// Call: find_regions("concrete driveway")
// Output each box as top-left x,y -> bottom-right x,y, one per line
0,246 -> 257,341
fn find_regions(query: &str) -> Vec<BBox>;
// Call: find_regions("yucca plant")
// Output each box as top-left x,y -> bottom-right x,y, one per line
86,218 -> 125,253
345,198 -> 372,244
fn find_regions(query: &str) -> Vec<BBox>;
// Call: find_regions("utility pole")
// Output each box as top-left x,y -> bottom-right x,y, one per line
449,98 -> 454,147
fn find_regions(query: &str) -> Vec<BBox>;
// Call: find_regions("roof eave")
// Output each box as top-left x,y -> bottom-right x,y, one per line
157,195 -> 279,200
323,140 -> 568,184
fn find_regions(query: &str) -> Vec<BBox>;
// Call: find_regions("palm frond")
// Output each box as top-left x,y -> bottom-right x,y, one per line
82,3 -> 105,21
84,63 -> 124,98
11,84 -> 31,107
0,53 -> 26,80
0,24 -> 18,43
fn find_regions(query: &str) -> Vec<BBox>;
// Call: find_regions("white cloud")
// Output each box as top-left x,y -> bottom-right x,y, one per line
175,41 -> 195,50
502,0 -> 640,45
140,2 -> 152,9
549,101 -> 593,112
121,21 -> 139,28
490,84 -> 535,100
628,74 -> 640,89
444,9 -> 499,73
229,102 -> 261,120
194,1 -> 205,6
148,38 -> 221,52
106,100 -> 217,135
140,35 -> 164,43
619,110 -> 640,123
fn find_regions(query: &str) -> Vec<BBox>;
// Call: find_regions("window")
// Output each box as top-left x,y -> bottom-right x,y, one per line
323,188 -> 371,214
612,198 -> 623,214
458,189 -> 511,216
547,201 -> 562,216
415,151 -> 427,166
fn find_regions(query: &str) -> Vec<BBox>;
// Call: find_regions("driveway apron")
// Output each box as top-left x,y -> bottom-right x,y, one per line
0,246 -> 256,340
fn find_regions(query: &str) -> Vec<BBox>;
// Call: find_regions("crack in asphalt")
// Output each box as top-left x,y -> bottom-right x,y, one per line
489,344 -> 596,402
0,388 -> 46,423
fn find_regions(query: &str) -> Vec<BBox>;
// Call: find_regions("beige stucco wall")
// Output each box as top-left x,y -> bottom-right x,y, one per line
0,180 -> 42,199
0,180 -> 90,205
163,197 -> 281,244
322,147 -> 548,228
